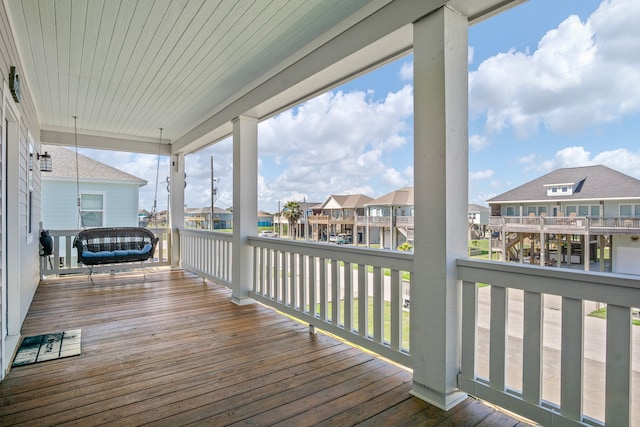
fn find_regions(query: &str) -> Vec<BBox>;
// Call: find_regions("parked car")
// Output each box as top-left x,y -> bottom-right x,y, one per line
336,233 -> 352,244
259,231 -> 278,238
328,234 -> 338,242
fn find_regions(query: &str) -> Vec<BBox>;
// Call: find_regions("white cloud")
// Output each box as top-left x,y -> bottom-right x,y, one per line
251,86 -> 414,210
539,145 -> 640,179
468,46 -> 474,64
469,0 -> 640,139
469,134 -> 489,151
518,154 -> 536,164
399,61 -> 413,81
469,169 -> 494,181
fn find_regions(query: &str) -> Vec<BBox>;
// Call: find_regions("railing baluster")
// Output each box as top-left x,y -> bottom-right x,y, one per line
561,297 -> 584,421
390,269 -> 401,351
358,263 -> 367,338
605,304 -> 631,426
343,261 -> 353,332
490,285 -> 507,390
319,257 -> 327,321
373,266 -> 382,343
308,255 -> 316,318
266,248 -> 273,298
522,290 -> 543,405
289,252 -> 296,307
461,280 -> 477,379
331,259 -> 339,325
298,254 -> 306,312
279,252 -> 291,305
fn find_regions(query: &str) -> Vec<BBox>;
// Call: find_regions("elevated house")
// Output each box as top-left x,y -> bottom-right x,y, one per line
487,165 -> 640,274
308,194 -> 373,242
1,2 -> 637,426
360,187 -> 414,249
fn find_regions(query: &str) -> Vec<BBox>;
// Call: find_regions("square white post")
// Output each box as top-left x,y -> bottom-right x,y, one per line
231,116 -> 258,305
169,153 -> 185,269
411,6 -> 468,410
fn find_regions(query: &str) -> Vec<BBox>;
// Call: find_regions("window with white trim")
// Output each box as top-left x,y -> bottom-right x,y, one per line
80,193 -> 104,227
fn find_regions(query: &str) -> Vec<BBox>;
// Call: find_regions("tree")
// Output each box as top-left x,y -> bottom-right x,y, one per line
282,201 -> 302,238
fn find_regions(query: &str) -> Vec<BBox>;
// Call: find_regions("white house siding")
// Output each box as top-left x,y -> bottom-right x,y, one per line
0,0 -> 48,379
42,180 -> 140,229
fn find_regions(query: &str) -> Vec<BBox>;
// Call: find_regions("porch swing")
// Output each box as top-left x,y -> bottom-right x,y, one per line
72,119 -> 160,282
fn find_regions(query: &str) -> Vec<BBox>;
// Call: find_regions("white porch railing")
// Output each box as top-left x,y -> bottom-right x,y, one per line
179,228 -> 232,287
457,259 -> 640,427
39,227 -> 171,277
248,237 -> 412,367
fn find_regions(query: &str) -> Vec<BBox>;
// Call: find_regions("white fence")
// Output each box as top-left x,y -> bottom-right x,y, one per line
179,229 -> 233,287
457,259 -> 640,427
40,227 -> 171,277
248,237 -> 412,367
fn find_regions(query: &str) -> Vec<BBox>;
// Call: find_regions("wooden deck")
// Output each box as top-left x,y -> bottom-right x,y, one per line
0,269 -> 534,426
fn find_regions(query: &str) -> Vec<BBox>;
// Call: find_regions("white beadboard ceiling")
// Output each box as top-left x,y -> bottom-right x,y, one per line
6,0 -> 524,154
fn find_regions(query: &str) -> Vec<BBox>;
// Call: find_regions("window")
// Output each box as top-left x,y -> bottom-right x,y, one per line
80,193 -> 104,227
551,187 -> 558,193
505,206 -> 516,216
575,205 -> 599,216
561,186 -> 569,193
566,206 -> 577,215
620,204 -> 640,217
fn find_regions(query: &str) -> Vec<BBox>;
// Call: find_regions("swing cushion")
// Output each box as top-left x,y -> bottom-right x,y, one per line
74,227 -> 159,266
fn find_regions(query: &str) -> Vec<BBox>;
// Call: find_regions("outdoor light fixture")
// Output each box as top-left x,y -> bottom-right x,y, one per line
38,152 -> 52,172
9,66 -> 20,103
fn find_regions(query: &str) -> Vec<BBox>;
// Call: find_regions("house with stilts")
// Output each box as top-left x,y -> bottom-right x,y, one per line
487,165 -> 640,275
308,194 -> 373,242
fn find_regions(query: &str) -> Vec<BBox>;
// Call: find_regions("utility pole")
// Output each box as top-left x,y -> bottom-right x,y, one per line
210,155 -> 215,230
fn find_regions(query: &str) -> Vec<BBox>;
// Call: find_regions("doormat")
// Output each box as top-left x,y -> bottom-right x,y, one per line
12,329 -> 81,367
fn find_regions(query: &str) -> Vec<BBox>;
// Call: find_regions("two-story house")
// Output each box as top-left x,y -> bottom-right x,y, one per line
487,165 -> 640,275
308,194 -> 373,242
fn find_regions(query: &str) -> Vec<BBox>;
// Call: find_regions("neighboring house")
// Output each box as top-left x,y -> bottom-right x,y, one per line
41,145 -> 146,229
308,194 -> 373,242
487,165 -> 640,275
468,203 -> 489,239
361,187 -> 414,249
257,211 -> 273,227
184,206 -> 233,229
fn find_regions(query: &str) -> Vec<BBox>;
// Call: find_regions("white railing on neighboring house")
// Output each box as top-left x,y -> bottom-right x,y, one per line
248,237 -> 412,367
179,228 -> 232,287
39,228 -> 171,277
457,259 -> 640,427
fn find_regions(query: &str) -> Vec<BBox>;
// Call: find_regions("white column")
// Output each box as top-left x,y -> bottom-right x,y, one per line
169,153 -> 185,269
411,6 -> 468,410
231,116 -> 258,305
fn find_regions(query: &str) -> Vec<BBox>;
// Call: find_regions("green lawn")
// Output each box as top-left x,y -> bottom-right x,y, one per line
312,297 -> 410,350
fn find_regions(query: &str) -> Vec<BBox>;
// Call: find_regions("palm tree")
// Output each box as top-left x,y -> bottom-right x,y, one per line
282,201 -> 302,238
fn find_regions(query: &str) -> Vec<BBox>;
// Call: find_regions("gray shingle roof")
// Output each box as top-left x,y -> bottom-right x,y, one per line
487,165 -> 640,203
41,145 -> 146,184
366,187 -> 414,206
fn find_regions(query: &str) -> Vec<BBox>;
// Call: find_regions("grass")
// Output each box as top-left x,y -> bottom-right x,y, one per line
588,307 -> 640,326
312,297 -> 411,350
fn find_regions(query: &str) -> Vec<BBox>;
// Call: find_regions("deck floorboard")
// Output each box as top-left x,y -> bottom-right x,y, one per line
0,269 -> 534,426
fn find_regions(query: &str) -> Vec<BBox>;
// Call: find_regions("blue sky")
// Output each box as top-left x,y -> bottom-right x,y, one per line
82,0 -> 640,214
